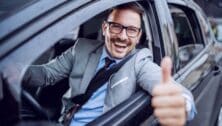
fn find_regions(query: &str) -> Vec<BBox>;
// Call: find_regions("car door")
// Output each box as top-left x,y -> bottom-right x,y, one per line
166,1 -> 222,126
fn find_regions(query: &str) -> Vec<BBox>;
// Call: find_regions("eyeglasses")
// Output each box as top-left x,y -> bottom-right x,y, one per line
106,21 -> 141,38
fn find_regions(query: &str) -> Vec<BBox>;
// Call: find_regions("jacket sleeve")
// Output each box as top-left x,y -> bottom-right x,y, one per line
135,48 -> 161,93
22,42 -> 76,87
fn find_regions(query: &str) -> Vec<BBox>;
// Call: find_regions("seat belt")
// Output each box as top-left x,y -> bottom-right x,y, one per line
72,52 -> 136,107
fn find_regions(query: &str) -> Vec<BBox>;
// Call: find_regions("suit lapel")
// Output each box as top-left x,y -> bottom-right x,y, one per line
80,45 -> 103,92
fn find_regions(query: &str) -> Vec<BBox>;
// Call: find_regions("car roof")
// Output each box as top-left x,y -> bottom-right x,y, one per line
0,0 -> 37,21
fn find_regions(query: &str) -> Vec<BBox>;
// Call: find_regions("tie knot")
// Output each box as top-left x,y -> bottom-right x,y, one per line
105,57 -> 114,68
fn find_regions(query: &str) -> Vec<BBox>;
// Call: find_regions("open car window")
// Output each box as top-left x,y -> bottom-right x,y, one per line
19,1 -> 154,124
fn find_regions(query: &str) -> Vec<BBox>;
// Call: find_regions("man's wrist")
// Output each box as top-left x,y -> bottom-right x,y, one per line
182,94 -> 196,121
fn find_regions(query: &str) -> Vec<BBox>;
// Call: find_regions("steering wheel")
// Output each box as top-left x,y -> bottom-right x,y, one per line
21,89 -> 49,120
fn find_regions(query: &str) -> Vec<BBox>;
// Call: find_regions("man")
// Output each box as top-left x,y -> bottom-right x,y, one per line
23,3 -> 196,126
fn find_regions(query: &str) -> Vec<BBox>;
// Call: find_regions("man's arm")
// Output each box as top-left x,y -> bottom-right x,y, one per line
22,45 -> 76,87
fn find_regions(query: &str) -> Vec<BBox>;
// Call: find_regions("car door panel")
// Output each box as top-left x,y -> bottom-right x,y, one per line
188,65 -> 222,126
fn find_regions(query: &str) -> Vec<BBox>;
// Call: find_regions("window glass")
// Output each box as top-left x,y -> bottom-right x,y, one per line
170,5 -> 204,69
172,12 -> 195,47
197,10 -> 212,44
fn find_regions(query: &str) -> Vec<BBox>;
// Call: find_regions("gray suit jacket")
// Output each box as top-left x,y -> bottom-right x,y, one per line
24,38 -> 193,114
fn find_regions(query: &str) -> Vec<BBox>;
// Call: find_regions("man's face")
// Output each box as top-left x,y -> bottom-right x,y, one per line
102,8 -> 142,59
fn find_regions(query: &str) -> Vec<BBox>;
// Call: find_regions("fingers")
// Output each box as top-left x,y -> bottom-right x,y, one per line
154,107 -> 185,118
152,95 -> 186,126
161,56 -> 172,84
158,116 -> 186,126
152,95 -> 185,108
152,83 -> 182,96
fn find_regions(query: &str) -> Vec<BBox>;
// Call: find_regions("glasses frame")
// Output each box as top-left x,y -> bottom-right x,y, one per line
106,21 -> 141,38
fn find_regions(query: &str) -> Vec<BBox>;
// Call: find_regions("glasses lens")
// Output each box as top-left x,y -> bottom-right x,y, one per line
109,23 -> 122,34
127,27 -> 140,37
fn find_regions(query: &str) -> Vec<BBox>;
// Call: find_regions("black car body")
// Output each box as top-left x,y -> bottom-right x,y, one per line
0,0 -> 222,126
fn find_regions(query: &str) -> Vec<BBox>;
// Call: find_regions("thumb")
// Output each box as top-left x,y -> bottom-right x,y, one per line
161,56 -> 172,84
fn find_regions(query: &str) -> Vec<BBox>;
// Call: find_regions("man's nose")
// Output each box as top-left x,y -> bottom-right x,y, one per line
118,28 -> 128,40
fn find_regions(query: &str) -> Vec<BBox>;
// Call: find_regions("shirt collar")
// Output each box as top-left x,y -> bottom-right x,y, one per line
101,47 -> 121,64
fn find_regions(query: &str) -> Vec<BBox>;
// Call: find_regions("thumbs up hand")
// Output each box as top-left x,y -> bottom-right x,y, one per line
152,57 -> 186,126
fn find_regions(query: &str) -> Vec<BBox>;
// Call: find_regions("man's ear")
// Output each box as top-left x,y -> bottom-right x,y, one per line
137,29 -> 142,44
102,21 -> 107,36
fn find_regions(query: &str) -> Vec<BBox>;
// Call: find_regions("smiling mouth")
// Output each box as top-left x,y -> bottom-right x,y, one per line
113,42 -> 127,52
115,42 -> 126,48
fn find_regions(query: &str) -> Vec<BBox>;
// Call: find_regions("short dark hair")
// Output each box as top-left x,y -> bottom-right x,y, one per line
107,2 -> 144,20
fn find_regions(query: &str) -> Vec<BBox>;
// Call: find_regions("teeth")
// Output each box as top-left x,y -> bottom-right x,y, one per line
116,45 -> 125,48
115,43 -> 126,48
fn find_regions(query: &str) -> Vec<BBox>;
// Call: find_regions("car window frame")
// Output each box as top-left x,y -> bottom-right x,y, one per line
168,3 -> 206,71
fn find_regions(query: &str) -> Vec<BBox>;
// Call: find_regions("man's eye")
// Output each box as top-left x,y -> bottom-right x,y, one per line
127,27 -> 138,33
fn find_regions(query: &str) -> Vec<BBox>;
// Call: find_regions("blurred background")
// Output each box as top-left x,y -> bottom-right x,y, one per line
194,0 -> 222,42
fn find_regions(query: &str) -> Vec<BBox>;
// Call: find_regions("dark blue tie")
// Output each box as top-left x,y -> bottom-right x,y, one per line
72,57 -> 114,105
104,57 -> 115,69
94,57 -> 115,79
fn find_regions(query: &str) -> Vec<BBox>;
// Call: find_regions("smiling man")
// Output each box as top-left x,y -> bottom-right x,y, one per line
23,3 -> 196,126
102,7 -> 142,59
